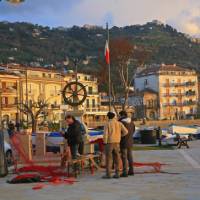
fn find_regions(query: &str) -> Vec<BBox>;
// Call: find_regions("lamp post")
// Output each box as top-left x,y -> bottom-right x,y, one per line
0,87 -> 8,177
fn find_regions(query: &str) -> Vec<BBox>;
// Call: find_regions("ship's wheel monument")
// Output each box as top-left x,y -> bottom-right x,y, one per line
61,58 -> 88,122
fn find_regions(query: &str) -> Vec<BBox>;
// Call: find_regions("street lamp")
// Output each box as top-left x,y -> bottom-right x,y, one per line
0,87 -> 8,177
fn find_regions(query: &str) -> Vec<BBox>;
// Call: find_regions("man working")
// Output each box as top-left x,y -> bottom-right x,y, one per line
103,112 -> 128,179
119,111 -> 135,177
64,115 -> 82,159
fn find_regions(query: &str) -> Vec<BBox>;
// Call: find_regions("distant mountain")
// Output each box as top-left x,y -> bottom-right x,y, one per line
1,20 -> 200,72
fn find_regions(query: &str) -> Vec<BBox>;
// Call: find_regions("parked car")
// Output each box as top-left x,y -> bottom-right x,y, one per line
4,141 -> 13,166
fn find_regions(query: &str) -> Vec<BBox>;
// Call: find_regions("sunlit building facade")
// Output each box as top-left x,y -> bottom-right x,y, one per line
135,64 -> 199,120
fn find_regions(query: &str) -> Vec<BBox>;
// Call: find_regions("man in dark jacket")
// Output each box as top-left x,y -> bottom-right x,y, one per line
119,111 -> 135,177
64,115 -> 82,159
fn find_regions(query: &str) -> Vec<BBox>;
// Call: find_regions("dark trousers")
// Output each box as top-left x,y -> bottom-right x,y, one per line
78,141 -> 84,155
105,143 -> 120,176
70,144 -> 78,159
121,147 -> 134,174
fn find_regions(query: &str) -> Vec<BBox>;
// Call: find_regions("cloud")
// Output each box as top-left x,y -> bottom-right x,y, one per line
0,0 -> 200,36
168,5 -> 200,36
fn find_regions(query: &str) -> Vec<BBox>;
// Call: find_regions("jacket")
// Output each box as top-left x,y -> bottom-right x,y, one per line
103,118 -> 128,144
119,117 -> 135,149
64,120 -> 82,146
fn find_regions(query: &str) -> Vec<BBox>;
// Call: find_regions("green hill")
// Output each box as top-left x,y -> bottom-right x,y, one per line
0,20 -> 200,72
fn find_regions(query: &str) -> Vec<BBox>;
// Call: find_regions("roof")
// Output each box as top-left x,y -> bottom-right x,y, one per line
129,88 -> 158,97
140,88 -> 158,94
0,70 -> 19,77
1,64 -> 61,73
136,64 -> 195,77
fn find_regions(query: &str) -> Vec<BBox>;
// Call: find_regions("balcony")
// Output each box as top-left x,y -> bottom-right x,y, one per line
87,92 -> 99,95
162,82 -> 196,87
185,82 -> 196,87
1,87 -> 17,94
1,104 -> 17,109
163,101 -> 197,107
183,101 -> 197,106
162,103 -> 183,107
162,83 -> 183,87
50,104 -> 60,109
162,93 -> 184,97
185,91 -> 196,96
85,106 -> 110,113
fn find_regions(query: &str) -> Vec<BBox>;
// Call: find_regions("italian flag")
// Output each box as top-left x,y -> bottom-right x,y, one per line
105,40 -> 110,65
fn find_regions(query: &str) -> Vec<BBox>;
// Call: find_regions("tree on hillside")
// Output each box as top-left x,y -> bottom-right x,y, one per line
18,99 -> 48,133
98,38 -> 150,112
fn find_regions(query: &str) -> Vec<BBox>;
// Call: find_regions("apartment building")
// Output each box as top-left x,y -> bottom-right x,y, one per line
0,65 -> 106,127
0,70 -> 20,123
1,64 -> 64,123
129,89 -> 159,120
134,64 -> 198,120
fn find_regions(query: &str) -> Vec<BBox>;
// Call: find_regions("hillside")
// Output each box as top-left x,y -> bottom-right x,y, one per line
1,20 -> 200,72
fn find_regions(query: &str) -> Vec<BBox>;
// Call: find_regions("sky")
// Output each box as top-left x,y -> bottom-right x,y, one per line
0,0 -> 200,36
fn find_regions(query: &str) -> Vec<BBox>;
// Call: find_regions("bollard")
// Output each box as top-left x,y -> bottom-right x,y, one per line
0,131 -> 8,177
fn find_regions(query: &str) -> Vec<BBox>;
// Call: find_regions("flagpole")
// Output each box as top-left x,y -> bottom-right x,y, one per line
106,22 -> 111,112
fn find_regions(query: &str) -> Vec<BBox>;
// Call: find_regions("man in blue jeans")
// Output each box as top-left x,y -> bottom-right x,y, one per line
64,115 -> 82,159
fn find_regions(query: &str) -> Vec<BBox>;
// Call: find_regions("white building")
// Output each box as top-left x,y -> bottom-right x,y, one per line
134,64 -> 199,120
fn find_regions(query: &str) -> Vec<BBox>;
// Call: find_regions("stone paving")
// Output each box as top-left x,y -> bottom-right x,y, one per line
0,141 -> 200,200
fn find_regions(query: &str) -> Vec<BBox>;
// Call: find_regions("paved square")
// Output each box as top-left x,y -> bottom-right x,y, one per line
1,141 -> 200,200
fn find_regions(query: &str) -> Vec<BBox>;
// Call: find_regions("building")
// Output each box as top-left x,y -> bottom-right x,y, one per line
134,64 -> 198,120
0,70 -> 20,123
0,64 -> 110,128
129,89 -> 159,120
1,64 -> 64,124
64,72 -> 107,125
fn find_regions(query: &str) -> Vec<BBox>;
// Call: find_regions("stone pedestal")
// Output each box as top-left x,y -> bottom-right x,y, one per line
35,132 -> 46,157
18,134 -> 32,161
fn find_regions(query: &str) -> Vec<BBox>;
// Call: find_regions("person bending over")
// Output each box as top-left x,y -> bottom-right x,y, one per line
64,115 -> 82,159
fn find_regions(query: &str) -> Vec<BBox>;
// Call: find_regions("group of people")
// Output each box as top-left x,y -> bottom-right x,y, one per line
64,110 -> 135,179
103,111 -> 135,179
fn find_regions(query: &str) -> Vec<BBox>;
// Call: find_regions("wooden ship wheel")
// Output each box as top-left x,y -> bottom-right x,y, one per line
62,81 -> 87,107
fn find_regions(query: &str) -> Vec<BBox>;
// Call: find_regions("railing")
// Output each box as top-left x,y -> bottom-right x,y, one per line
1,104 -> 17,108
183,101 -> 197,106
163,101 -> 197,107
185,82 -> 196,86
162,82 -> 196,87
145,104 -> 158,109
28,74 -> 62,81
185,91 -> 196,96
162,93 -> 184,97
50,104 -> 60,109
87,92 -> 99,95
2,87 -> 17,94
85,107 -> 108,113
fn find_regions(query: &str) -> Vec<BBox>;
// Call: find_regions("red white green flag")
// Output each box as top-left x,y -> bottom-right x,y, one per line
105,40 -> 110,65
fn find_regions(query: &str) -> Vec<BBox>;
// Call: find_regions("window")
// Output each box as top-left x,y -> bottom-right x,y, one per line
2,97 -> 8,105
14,97 -> 18,104
86,99 -> 89,108
88,87 -> 93,94
92,99 -> 95,108
144,79 -> 148,86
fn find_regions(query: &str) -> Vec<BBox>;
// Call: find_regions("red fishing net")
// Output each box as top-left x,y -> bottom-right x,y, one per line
90,138 -> 168,173
9,134 -> 76,190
